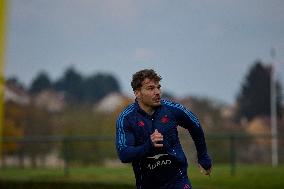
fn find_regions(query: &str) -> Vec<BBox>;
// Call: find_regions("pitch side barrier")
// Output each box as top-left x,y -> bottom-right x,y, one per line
1,134 -> 283,176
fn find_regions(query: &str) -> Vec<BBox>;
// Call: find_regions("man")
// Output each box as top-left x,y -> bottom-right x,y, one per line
116,69 -> 212,189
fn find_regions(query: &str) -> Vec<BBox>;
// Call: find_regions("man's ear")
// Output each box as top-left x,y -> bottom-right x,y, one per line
134,90 -> 140,99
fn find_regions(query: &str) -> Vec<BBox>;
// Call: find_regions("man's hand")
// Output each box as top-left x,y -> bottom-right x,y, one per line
150,129 -> 163,148
198,164 -> 212,176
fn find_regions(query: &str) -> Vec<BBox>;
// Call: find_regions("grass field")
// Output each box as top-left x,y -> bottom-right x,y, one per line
0,164 -> 284,189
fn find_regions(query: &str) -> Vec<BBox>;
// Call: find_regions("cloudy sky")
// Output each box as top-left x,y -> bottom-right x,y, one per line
5,0 -> 284,104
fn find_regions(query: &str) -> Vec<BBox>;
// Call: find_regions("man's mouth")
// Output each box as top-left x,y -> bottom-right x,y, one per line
153,97 -> 161,102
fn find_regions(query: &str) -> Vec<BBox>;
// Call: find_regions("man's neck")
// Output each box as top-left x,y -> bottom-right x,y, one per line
137,101 -> 155,116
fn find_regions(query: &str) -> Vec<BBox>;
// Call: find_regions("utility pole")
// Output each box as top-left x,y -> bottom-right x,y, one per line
270,48 -> 278,167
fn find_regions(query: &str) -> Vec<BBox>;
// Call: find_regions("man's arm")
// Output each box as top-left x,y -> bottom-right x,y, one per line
116,115 -> 152,163
163,100 -> 212,171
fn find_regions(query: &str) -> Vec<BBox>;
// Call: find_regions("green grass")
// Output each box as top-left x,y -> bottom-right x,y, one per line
191,164 -> 284,189
0,164 -> 284,189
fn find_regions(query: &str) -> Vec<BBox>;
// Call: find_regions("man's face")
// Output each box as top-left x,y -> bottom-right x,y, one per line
135,78 -> 161,107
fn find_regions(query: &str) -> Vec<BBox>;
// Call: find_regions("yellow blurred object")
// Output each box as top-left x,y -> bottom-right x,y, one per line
0,0 -> 7,157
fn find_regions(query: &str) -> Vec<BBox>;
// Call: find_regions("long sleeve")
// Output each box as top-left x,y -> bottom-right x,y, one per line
163,100 -> 212,170
116,112 -> 152,163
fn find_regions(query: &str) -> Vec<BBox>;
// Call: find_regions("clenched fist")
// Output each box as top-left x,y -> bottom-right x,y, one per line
150,129 -> 163,148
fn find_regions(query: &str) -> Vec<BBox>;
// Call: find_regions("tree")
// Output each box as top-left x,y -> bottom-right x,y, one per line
29,71 -> 51,94
51,67 -> 121,103
235,61 -> 282,121
4,101 -> 55,167
53,67 -> 84,102
180,96 -> 226,131
22,105 -> 55,167
83,73 -> 120,103
3,102 -> 25,156
6,77 -> 26,90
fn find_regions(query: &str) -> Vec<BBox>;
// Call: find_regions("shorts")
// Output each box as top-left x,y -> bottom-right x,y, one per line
139,171 -> 192,189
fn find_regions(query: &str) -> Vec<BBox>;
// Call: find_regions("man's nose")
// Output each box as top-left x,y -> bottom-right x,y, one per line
154,88 -> 161,94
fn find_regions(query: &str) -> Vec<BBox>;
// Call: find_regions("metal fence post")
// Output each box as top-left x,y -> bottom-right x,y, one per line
63,137 -> 69,176
230,134 -> 236,176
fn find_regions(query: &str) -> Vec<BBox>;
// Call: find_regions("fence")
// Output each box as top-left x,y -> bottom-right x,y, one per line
0,134 -> 283,176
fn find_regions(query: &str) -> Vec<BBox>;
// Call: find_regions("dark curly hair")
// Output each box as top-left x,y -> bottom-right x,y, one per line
131,69 -> 162,91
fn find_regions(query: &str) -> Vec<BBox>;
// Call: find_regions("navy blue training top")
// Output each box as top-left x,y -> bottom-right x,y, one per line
116,99 -> 212,188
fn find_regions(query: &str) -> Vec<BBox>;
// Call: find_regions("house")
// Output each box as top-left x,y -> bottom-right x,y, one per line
34,90 -> 65,112
4,82 -> 30,105
94,92 -> 133,113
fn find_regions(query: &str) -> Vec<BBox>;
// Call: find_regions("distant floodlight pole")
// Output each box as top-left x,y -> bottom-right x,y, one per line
270,47 -> 278,167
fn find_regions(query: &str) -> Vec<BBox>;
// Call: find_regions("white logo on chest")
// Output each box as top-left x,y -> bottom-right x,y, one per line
146,154 -> 171,170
